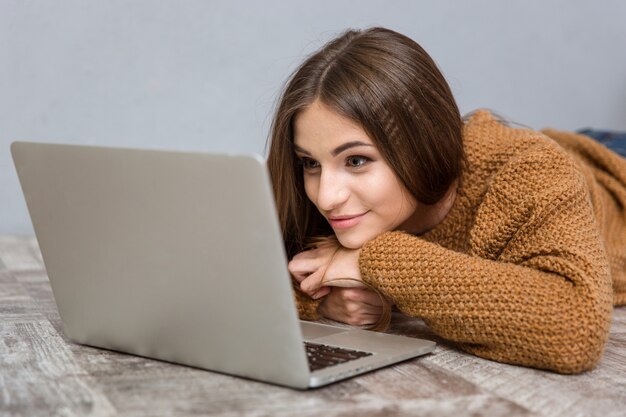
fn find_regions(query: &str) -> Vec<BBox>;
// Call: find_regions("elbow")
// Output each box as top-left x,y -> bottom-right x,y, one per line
547,295 -> 613,374
545,317 -> 610,374
539,317 -> 611,373
462,333 -> 607,374
538,336 -> 606,374
514,289 -> 613,374
460,314 -> 611,374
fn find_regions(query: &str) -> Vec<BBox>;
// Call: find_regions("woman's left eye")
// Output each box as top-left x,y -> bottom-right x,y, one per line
346,156 -> 370,168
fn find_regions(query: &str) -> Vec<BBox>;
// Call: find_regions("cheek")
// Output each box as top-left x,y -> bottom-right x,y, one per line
303,177 -> 318,204
367,173 -> 416,219
366,171 -> 404,205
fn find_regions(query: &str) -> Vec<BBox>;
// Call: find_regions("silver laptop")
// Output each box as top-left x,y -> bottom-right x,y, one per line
11,141 -> 435,389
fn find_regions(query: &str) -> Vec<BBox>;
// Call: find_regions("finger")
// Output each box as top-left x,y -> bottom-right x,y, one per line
343,298 -> 383,315
353,289 -> 384,307
319,301 -> 380,325
300,268 -> 327,295
287,257 -> 318,275
335,288 -> 382,306
311,286 -> 331,300
291,248 -> 320,260
322,277 -> 366,289
288,246 -> 337,282
288,258 -> 325,283
318,290 -> 383,325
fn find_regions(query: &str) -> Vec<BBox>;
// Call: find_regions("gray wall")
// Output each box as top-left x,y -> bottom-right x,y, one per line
2,0 -> 626,234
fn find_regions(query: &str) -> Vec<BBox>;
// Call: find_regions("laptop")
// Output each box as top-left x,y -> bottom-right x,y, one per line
11,141 -> 435,389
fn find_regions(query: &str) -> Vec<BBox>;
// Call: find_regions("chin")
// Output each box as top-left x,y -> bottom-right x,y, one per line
335,226 -> 389,249
335,234 -> 366,250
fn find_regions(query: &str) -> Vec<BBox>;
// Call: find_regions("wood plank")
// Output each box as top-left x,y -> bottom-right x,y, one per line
2,235 -> 626,417
12,270 -> 61,325
0,320 -> 117,417
0,270 -> 116,416
0,270 -> 43,323
0,235 -> 43,272
421,310 -> 626,417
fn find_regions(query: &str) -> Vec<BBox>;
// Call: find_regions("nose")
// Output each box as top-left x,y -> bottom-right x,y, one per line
315,169 -> 350,212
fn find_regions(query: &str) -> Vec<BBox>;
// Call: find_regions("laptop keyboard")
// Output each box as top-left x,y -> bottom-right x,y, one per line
304,341 -> 373,372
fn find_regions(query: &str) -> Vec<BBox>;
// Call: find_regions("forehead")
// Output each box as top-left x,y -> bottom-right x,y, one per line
293,100 -> 374,148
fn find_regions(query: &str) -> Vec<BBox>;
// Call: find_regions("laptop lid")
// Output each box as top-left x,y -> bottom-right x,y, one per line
11,141 -> 312,389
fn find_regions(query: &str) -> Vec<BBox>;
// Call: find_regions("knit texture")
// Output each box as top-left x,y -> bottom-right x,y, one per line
295,110 -> 622,373
541,128 -> 626,305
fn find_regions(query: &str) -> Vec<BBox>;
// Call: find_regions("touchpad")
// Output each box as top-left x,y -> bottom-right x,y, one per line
300,321 -> 349,340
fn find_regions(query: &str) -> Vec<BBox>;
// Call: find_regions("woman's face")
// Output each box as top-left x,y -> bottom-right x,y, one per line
293,100 -> 420,249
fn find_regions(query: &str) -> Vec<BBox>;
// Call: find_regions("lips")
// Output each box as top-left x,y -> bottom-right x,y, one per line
328,212 -> 368,230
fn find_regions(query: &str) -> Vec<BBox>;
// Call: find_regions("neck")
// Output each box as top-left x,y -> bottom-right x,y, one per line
401,179 -> 458,235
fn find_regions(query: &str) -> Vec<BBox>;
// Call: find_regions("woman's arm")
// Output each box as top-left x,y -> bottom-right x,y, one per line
359,157 -> 613,374
290,242 -> 384,325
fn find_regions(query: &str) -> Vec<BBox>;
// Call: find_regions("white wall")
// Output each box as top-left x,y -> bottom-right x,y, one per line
2,0 -> 626,234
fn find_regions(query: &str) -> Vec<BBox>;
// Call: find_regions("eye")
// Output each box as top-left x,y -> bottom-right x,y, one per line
346,155 -> 371,168
298,157 -> 320,170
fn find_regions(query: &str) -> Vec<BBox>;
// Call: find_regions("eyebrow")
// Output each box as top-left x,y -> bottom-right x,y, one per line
293,141 -> 374,157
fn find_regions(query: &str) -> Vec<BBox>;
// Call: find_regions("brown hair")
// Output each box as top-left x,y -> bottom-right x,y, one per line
266,27 -> 464,259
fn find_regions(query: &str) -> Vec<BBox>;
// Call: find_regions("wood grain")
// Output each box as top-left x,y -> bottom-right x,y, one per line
1,235 -> 625,417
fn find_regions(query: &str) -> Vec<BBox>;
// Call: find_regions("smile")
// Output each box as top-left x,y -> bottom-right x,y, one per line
328,212 -> 368,230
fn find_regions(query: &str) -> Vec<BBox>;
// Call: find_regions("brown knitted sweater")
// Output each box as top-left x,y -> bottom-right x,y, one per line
295,110 -> 625,374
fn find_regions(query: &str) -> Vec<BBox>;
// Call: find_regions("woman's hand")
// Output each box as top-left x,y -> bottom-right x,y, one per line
288,237 -> 362,296
288,237 -> 386,326
287,240 -> 338,299
319,287 -> 384,326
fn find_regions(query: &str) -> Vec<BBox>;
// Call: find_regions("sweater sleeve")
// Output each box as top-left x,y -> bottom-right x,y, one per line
293,286 -> 322,321
359,146 -> 614,374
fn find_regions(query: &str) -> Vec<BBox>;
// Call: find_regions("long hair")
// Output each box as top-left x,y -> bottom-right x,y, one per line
266,27 -> 465,259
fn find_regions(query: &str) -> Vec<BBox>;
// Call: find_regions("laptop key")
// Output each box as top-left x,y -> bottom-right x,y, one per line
304,342 -> 373,372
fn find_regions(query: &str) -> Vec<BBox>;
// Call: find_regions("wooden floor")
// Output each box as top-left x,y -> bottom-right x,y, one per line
1,235 -> 625,417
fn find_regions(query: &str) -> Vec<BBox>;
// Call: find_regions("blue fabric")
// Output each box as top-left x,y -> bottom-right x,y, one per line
578,128 -> 626,158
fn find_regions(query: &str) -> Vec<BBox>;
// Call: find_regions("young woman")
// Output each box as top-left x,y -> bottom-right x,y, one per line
266,27 -> 626,374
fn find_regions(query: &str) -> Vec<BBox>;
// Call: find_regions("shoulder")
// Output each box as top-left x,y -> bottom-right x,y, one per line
460,110 -> 592,248
462,110 -> 588,199
459,111 -> 598,261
